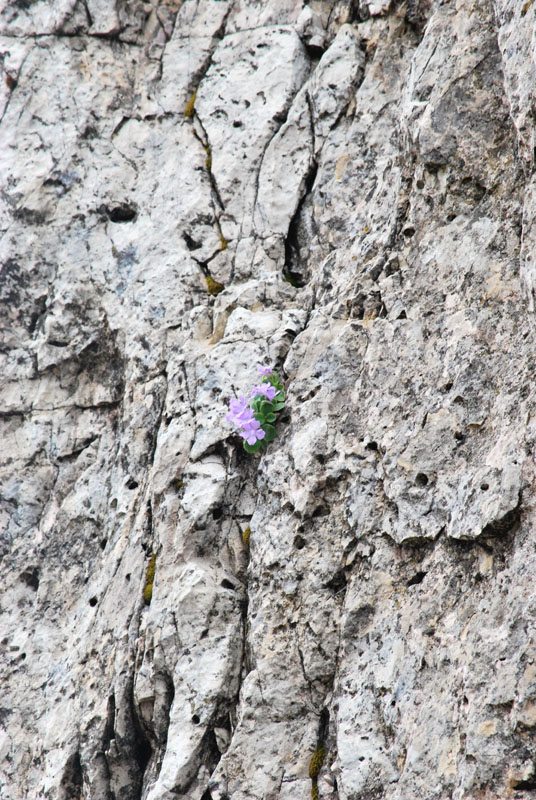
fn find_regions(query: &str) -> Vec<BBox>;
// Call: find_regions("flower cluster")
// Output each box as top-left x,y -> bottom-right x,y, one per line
226,365 -> 286,453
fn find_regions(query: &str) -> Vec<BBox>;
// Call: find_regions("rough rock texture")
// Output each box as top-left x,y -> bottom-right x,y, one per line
2,0 -> 536,798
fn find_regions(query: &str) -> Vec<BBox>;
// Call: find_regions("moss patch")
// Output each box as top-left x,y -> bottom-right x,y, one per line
309,745 -> 326,800
143,553 -> 156,605
309,746 -> 326,780
206,274 -> 224,296
242,526 -> 251,547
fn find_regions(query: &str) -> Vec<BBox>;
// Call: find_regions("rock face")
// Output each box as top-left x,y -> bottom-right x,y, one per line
2,0 -> 536,798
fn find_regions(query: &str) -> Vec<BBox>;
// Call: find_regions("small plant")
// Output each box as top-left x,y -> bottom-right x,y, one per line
226,365 -> 285,454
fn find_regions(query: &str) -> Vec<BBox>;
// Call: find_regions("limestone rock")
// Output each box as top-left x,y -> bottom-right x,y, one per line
2,0 -> 536,799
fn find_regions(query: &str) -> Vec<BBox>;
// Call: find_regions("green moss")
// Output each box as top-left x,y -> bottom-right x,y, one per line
206,274 -> 224,296
311,782 -> 319,800
309,746 -> 325,779
205,145 -> 212,171
184,89 -> 197,118
143,553 -> 156,605
242,526 -> 251,547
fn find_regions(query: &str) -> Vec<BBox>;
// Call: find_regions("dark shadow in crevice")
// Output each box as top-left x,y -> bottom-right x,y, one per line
59,750 -> 83,800
283,161 -> 318,288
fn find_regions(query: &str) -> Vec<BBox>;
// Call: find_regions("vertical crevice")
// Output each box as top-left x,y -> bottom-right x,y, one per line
59,750 -> 83,800
283,160 -> 318,288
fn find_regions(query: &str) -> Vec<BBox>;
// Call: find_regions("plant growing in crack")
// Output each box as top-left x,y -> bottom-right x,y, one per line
226,365 -> 286,453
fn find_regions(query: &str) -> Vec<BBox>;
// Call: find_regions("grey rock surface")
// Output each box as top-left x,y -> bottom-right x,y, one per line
1,0 -> 536,799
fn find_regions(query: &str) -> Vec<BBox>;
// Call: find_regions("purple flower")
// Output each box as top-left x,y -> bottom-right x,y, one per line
227,395 -> 256,425
227,394 -> 261,437
250,384 -> 279,401
258,364 -> 273,377
227,395 -> 248,420
240,418 -> 266,445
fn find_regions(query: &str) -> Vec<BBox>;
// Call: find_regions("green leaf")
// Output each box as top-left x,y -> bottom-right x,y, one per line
243,440 -> 261,454
272,401 -> 285,411
260,400 -> 274,415
263,423 -> 276,443
265,412 -> 276,422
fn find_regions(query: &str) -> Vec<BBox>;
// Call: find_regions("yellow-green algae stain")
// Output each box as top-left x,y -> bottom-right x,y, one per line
184,89 -> 197,118
143,554 -> 156,605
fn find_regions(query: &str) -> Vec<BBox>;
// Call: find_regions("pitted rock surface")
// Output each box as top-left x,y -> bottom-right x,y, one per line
2,1 -> 536,799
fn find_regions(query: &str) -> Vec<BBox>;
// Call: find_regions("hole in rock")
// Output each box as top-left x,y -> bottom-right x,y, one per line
512,779 -> 536,791
480,482 -> 489,491
125,573 -> 131,581
19,567 -> 39,591
415,472 -> 429,486
183,232 -> 202,251
126,479 -> 139,490
100,539 -> 107,551
366,441 -> 378,451
407,571 -> 426,587
316,454 -> 326,465
89,597 -> 98,607
212,507 -> 223,520
192,714 -> 201,725
221,579 -> 235,591
312,505 -> 329,518
402,226 -> 415,237
325,570 -> 347,593
294,535 -> 307,550
81,125 -> 98,139
108,203 -> 137,223
305,43 -> 325,59
397,310 -> 407,319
